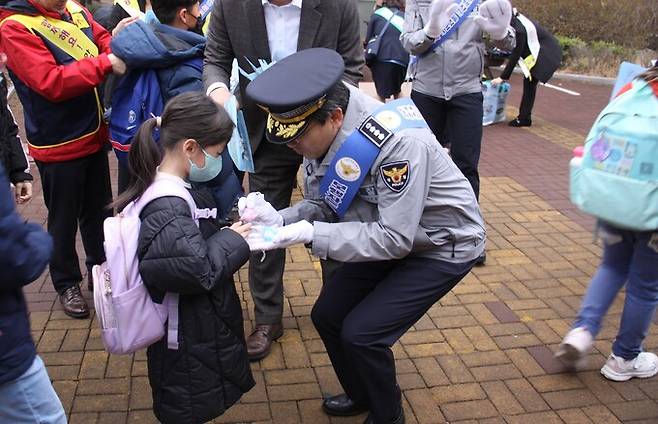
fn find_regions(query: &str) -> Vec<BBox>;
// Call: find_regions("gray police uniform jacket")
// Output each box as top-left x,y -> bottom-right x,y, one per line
279,85 -> 486,263
401,0 -> 515,100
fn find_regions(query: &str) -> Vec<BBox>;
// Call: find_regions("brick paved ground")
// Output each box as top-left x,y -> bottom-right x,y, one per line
13,75 -> 658,423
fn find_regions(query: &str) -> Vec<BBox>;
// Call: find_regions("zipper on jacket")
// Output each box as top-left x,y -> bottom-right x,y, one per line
446,230 -> 457,258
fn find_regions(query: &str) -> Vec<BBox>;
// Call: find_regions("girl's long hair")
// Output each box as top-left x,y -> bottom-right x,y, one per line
112,91 -> 234,212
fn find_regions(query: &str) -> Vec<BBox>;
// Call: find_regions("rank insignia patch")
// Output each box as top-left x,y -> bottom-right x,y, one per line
380,160 -> 410,192
359,116 -> 392,148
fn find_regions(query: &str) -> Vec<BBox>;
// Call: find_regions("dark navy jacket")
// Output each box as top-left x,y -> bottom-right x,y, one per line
0,164 -> 52,385
111,20 -> 206,103
365,7 -> 409,67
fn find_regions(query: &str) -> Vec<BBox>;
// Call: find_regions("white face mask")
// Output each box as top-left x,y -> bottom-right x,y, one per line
188,148 -> 223,182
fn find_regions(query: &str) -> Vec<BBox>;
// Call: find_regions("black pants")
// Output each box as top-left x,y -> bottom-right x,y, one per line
35,150 -> 112,293
311,257 -> 475,422
117,161 -> 131,195
248,140 -> 302,324
320,258 -> 343,286
411,90 -> 483,199
519,77 -> 539,121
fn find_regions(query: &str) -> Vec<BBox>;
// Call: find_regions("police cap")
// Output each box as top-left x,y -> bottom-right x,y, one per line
246,48 -> 345,144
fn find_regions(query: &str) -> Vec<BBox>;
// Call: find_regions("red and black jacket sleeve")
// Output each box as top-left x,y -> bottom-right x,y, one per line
0,3 -> 113,102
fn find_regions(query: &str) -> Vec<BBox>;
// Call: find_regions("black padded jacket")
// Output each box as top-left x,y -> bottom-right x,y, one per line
137,193 -> 254,424
0,74 -> 31,184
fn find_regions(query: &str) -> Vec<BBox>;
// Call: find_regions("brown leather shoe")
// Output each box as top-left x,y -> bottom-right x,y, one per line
247,323 -> 283,361
59,285 -> 90,319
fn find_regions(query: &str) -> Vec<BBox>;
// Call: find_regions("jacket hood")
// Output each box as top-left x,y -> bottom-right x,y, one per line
110,20 -> 205,69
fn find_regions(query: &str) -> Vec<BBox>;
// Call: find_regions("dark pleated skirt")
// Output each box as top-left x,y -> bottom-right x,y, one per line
371,61 -> 407,98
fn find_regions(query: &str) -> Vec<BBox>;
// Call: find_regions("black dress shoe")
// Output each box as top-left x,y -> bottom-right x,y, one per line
322,393 -> 368,416
508,118 -> 532,127
363,408 -> 405,424
59,285 -> 90,319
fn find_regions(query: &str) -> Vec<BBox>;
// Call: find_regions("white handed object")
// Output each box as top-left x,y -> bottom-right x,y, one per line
424,0 -> 459,39
237,192 -> 284,227
474,0 -> 512,40
247,220 -> 314,251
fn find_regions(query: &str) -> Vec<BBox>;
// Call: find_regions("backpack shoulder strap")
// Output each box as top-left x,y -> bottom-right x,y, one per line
143,68 -> 166,116
164,292 -> 180,350
131,180 -> 195,352
133,179 -> 196,217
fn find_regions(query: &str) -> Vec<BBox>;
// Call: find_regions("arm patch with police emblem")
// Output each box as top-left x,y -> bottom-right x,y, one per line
380,160 -> 410,192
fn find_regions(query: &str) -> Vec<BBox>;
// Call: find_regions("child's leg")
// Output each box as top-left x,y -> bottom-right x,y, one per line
612,232 -> 658,359
0,356 -> 66,424
572,226 -> 633,337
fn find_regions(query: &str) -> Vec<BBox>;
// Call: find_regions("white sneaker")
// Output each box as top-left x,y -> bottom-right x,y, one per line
601,352 -> 658,382
556,327 -> 593,369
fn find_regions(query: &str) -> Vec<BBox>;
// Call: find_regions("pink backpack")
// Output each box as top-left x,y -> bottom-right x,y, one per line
92,178 -> 216,355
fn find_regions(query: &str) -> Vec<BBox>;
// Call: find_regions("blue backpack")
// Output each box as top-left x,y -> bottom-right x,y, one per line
109,69 -> 164,166
570,80 -> 658,231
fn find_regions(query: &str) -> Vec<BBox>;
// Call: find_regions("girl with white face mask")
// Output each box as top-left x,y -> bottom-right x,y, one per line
112,91 -> 255,423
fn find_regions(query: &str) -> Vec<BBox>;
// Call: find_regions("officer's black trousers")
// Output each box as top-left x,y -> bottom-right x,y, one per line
410,90 -> 483,199
519,77 -> 539,121
311,257 -> 475,423
35,150 -> 112,294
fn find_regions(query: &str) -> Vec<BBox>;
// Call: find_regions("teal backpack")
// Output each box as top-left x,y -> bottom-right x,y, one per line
570,80 -> 658,231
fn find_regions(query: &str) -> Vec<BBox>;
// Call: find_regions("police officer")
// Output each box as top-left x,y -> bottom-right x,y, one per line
241,48 -> 486,424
